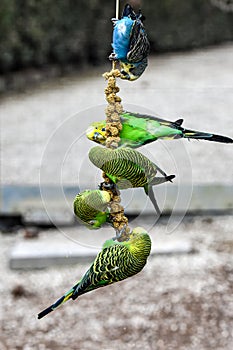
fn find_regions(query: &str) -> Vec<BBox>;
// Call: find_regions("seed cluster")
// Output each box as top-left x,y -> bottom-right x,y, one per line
103,69 -> 123,149
102,67 -> 130,241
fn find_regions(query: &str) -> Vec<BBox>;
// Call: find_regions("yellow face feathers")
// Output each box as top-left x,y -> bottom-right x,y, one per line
86,123 -> 107,145
120,62 -> 138,81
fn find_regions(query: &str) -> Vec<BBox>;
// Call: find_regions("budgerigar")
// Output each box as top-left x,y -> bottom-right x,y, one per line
89,146 -> 175,215
110,4 -> 150,81
38,227 -> 151,319
86,111 -> 233,148
73,190 -> 111,229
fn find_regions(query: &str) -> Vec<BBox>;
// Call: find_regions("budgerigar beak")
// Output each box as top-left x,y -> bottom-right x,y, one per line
86,126 -> 107,144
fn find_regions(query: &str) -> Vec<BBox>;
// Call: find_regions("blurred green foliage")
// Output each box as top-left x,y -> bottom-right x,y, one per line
144,0 -> 233,51
0,0 -> 232,73
0,0 -> 113,73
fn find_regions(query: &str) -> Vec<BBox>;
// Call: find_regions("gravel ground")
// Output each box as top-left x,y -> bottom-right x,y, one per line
0,215 -> 233,350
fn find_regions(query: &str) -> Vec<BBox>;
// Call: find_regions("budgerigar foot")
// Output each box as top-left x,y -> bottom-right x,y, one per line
109,52 -> 117,61
99,181 -> 120,195
111,18 -> 118,25
116,224 -> 128,240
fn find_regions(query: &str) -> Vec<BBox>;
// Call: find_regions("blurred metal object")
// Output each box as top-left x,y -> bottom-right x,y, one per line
210,0 -> 233,12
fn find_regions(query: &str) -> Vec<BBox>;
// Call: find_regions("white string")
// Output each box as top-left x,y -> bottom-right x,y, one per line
115,0 -> 120,19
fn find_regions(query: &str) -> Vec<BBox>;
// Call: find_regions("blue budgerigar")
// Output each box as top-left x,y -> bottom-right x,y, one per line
110,3 -> 150,81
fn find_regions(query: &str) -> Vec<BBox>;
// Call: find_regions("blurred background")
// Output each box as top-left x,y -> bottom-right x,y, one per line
0,1 -> 233,349
0,0 -> 233,91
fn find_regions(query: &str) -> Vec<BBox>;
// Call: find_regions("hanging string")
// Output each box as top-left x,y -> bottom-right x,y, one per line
112,0 -> 120,70
116,0 -> 120,19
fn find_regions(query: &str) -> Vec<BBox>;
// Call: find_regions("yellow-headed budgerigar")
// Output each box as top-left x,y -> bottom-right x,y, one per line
86,111 -> 233,148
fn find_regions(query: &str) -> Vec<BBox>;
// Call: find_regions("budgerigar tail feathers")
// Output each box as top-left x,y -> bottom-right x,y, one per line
147,187 -> 161,216
182,128 -> 233,143
150,174 -> 175,186
145,175 -> 175,215
166,175 -> 176,183
153,163 -> 168,177
123,4 -> 136,18
38,284 -> 78,319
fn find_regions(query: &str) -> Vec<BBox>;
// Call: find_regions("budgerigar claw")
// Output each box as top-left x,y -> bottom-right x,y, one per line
99,181 -> 120,195
99,181 -> 114,191
116,224 -> 128,240
111,18 -> 118,25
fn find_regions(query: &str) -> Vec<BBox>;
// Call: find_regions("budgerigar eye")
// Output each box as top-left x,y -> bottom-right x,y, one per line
101,128 -> 106,131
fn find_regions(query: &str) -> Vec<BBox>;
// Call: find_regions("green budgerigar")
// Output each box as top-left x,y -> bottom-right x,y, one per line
73,189 -> 111,229
86,111 -> 233,148
38,227 -> 151,319
89,146 -> 175,215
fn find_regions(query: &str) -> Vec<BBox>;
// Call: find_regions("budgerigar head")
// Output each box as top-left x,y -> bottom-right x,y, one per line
128,226 -> 151,257
86,122 -> 107,145
87,212 -> 109,229
129,226 -> 148,240
73,189 -> 111,229
120,58 -> 148,81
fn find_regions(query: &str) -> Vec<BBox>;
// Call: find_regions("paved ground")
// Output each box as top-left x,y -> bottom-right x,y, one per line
1,44 -> 232,188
